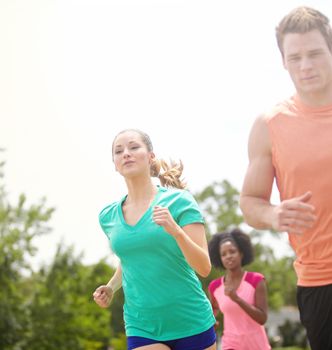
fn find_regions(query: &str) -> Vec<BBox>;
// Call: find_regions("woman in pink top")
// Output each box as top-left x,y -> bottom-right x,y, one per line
208,228 -> 271,350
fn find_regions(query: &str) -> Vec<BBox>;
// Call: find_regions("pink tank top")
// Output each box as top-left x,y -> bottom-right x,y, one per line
209,271 -> 271,350
267,95 -> 332,286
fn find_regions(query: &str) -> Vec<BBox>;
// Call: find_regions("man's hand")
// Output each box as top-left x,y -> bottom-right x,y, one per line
272,191 -> 316,234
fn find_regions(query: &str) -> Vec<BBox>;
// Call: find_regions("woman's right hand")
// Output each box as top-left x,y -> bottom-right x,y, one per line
93,285 -> 113,308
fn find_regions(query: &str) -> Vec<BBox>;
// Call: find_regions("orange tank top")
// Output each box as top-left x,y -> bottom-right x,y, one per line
267,95 -> 332,286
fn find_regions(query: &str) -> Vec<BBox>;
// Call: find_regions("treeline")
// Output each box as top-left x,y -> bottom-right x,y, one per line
0,161 -> 299,350
195,180 -> 298,309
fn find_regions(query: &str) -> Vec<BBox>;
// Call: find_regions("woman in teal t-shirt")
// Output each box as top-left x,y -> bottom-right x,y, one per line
93,129 -> 216,350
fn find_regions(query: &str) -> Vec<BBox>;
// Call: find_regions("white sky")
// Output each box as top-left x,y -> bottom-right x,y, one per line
1,0 -> 331,267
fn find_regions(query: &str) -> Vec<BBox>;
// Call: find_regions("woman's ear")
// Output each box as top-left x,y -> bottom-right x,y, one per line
149,152 -> 156,164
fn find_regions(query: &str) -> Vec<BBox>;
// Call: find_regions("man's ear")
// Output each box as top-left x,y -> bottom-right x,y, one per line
282,56 -> 287,70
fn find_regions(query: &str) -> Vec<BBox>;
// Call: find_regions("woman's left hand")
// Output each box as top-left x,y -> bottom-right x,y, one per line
152,206 -> 181,237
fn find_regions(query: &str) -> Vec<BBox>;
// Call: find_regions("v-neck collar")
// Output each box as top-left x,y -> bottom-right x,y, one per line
118,186 -> 163,229
222,270 -> 247,291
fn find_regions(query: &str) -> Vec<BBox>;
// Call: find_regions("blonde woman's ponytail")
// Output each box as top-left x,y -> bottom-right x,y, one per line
151,159 -> 186,189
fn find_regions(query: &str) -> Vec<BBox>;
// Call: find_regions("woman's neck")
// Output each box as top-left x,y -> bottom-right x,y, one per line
226,268 -> 244,280
125,178 -> 158,204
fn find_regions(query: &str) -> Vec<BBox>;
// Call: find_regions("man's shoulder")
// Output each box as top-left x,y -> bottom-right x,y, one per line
263,96 -> 295,122
249,97 -> 295,142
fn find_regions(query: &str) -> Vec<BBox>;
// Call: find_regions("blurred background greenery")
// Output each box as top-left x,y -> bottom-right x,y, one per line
0,160 -> 308,350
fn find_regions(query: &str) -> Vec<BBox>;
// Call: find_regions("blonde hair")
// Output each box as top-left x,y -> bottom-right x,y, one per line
113,128 -> 186,189
151,159 -> 186,189
276,6 -> 332,56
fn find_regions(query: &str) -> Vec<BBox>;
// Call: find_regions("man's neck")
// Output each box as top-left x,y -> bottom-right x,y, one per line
298,87 -> 332,108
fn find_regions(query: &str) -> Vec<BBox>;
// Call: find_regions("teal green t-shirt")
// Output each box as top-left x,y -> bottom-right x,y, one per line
99,186 -> 215,340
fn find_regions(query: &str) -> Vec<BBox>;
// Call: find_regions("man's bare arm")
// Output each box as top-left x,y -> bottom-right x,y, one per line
240,115 -> 316,234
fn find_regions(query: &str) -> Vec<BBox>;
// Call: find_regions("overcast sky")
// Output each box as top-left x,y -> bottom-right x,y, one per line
1,0 -> 331,267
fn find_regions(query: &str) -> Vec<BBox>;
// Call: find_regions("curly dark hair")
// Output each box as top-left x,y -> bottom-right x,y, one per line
208,228 -> 254,269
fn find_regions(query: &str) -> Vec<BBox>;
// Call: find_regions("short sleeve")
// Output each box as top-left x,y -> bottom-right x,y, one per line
208,278 -> 222,296
245,271 -> 265,289
98,201 -> 119,235
171,190 -> 204,227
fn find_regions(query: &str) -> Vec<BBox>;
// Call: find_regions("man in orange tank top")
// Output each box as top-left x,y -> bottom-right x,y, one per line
240,6 -> 332,350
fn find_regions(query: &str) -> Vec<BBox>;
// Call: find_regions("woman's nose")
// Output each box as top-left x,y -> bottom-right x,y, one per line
123,148 -> 131,157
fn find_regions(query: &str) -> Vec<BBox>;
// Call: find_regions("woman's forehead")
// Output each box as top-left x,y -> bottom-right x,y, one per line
114,130 -> 142,145
220,240 -> 237,250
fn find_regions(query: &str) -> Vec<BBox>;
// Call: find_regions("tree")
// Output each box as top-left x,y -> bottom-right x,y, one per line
194,179 -> 297,310
194,179 -> 243,235
0,160 -> 54,349
278,319 -> 307,348
0,158 -> 126,349
25,245 -> 114,350
248,233 -> 297,309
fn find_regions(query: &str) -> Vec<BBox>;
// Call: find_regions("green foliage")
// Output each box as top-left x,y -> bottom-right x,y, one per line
0,159 -> 122,349
195,179 -> 306,348
110,333 -> 127,350
110,288 -> 125,335
194,179 -> 243,235
0,153 -> 303,349
24,248 -> 115,350
0,161 -> 54,349
248,232 -> 297,309
278,320 -> 307,348
195,180 -> 297,311
273,348 -> 309,350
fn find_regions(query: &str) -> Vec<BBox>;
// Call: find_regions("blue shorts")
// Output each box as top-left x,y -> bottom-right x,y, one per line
127,326 -> 216,350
